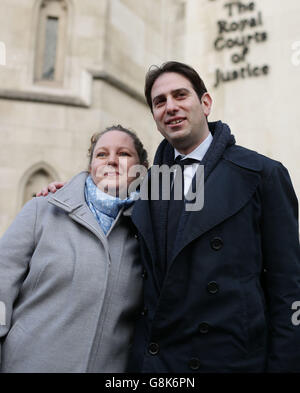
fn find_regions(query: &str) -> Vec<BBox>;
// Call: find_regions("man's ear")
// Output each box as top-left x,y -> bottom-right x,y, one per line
201,92 -> 212,117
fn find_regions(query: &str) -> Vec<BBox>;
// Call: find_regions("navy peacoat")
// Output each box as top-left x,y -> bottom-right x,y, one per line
129,121 -> 300,373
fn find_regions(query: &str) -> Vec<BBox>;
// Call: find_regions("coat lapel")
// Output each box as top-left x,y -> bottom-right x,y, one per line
131,189 -> 158,266
169,159 -> 261,264
47,171 -> 108,245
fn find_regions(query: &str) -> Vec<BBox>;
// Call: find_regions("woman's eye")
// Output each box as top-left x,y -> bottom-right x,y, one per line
119,152 -> 130,156
96,152 -> 106,157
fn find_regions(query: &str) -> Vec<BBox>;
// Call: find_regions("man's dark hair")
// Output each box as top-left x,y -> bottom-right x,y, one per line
144,61 -> 208,112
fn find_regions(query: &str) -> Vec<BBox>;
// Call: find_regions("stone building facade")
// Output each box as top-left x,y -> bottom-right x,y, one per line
0,0 -> 299,235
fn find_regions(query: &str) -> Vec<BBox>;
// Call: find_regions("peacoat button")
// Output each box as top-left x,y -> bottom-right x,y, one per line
141,307 -> 148,316
199,322 -> 210,334
148,342 -> 159,355
207,281 -> 219,294
188,358 -> 201,370
210,236 -> 223,251
141,269 -> 148,279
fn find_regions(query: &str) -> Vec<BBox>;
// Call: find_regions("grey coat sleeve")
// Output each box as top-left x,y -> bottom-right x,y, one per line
0,198 -> 37,359
261,162 -> 300,372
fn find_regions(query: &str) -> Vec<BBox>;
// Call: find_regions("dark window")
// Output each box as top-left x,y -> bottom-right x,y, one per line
42,16 -> 59,80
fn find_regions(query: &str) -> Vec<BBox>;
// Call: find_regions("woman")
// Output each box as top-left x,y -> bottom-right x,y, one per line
0,125 -> 148,373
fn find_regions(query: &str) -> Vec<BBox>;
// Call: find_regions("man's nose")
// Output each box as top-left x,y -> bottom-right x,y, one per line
166,97 -> 179,114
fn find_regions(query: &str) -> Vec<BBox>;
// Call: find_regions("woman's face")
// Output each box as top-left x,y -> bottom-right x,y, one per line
89,130 -> 141,197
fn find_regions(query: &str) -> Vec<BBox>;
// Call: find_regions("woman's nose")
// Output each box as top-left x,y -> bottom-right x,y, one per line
107,153 -> 118,166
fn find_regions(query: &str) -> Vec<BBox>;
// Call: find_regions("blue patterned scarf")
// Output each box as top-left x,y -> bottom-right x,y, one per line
84,175 -> 139,234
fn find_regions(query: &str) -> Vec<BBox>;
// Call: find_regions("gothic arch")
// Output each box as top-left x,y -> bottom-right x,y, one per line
18,162 -> 60,209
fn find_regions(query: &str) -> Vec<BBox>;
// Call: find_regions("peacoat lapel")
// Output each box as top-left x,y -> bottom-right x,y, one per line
47,171 -> 108,245
131,173 -> 159,267
131,145 -> 175,286
168,158 -> 262,266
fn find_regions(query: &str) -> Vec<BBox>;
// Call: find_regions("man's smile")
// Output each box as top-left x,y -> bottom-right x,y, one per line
165,117 -> 186,127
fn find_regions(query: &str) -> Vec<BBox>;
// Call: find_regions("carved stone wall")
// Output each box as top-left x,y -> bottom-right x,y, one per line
0,0 -> 299,234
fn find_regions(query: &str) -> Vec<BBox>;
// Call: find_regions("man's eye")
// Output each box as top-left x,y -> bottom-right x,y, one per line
154,100 -> 165,108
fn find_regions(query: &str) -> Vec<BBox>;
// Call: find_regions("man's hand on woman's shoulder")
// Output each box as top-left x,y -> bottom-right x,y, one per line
36,181 -> 66,197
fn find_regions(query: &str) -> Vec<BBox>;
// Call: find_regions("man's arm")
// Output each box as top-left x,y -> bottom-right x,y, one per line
36,181 -> 66,197
261,162 -> 300,372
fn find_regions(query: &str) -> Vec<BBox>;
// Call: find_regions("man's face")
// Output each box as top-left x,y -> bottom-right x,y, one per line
151,72 -> 212,155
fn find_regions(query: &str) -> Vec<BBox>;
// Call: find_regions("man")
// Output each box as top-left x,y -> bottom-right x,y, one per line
128,61 -> 300,372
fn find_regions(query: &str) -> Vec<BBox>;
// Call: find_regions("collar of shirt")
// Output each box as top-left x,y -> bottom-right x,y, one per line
173,132 -> 213,196
174,132 -> 213,162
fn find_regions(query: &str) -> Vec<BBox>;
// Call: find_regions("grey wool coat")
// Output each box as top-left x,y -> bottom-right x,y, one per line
0,172 -> 143,373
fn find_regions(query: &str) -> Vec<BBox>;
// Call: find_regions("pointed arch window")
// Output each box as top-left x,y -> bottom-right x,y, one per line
23,169 -> 54,205
34,0 -> 68,85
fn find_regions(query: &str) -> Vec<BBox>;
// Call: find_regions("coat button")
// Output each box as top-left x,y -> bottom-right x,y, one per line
148,342 -> 159,355
207,281 -> 219,294
189,358 -> 201,370
141,269 -> 148,279
199,322 -> 210,334
210,236 -> 223,250
141,307 -> 148,316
